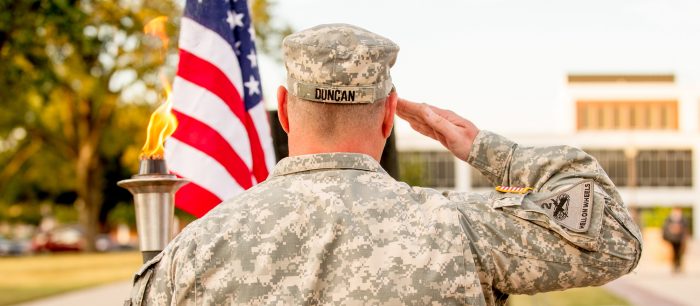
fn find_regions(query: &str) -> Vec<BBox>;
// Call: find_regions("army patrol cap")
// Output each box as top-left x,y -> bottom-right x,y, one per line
282,23 -> 399,104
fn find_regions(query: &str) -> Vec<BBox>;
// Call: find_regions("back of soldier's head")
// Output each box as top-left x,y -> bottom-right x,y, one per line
282,24 -> 399,138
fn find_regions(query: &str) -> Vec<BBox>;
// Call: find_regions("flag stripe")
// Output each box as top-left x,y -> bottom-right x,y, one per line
243,110 -> 269,183
172,110 -> 253,189
170,0 -> 275,217
177,49 -> 268,182
172,173 -> 222,217
177,49 -> 246,120
182,0 -> 262,110
249,102 -> 277,171
183,1 -> 241,63
178,17 -> 244,94
172,76 -> 252,168
166,138 -> 245,200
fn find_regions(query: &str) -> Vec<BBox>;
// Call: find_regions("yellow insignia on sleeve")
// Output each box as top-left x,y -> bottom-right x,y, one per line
495,186 -> 533,194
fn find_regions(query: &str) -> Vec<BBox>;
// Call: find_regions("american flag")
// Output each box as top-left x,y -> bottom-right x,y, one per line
165,0 -> 276,217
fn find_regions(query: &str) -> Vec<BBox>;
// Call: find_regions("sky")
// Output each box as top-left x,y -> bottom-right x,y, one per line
257,0 -> 700,135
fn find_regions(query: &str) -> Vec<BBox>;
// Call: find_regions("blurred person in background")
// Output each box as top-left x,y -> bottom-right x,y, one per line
662,207 -> 690,273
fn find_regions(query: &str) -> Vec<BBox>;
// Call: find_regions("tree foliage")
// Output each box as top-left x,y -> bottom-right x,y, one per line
0,0 -> 291,250
250,0 -> 293,62
0,0 -> 180,250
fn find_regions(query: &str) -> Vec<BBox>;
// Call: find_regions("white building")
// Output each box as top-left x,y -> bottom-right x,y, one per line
396,74 -> 699,240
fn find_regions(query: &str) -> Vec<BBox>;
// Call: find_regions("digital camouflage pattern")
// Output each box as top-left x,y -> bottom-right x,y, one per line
127,131 -> 642,306
283,24 -> 399,104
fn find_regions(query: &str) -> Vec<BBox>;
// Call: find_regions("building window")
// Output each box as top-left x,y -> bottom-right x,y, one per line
585,149 -> 693,187
576,101 -> 678,131
584,149 -> 628,187
398,151 -> 455,188
636,150 -> 693,187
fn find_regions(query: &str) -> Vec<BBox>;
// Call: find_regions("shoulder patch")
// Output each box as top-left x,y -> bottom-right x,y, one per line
534,180 -> 594,233
129,252 -> 163,306
495,186 -> 532,194
134,251 -> 164,282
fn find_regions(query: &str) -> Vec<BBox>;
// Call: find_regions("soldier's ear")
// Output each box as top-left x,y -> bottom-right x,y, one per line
277,86 -> 290,133
382,90 -> 397,139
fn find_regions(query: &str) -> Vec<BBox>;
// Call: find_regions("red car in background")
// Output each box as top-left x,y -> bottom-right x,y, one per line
31,225 -> 85,252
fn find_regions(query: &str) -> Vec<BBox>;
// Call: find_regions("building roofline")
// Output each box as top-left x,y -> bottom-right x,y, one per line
568,74 -> 675,83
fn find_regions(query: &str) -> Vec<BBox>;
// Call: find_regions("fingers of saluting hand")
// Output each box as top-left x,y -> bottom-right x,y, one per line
408,121 -> 436,139
419,106 -> 460,142
397,98 -> 456,142
396,98 -> 445,130
397,97 -> 480,161
396,98 -> 424,122
397,99 -> 436,138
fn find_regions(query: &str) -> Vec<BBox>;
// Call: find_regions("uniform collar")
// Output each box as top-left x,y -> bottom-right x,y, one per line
270,153 -> 387,177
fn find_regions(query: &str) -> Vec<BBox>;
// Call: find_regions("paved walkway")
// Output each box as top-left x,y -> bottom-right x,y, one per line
16,281 -> 131,306
18,240 -> 700,306
604,239 -> 700,306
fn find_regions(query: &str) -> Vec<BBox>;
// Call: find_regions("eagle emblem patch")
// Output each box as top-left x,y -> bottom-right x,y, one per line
534,180 -> 594,233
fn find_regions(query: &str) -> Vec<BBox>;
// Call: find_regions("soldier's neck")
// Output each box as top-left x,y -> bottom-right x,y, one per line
287,135 -> 384,161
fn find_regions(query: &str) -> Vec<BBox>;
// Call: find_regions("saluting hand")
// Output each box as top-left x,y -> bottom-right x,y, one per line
396,98 -> 480,161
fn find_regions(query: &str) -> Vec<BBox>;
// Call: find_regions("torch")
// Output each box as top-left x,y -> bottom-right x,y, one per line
118,160 -> 187,263
118,17 -> 187,263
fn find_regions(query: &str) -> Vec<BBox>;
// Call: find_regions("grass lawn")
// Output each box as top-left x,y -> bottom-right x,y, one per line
0,252 -> 629,306
0,251 -> 141,306
510,286 -> 630,306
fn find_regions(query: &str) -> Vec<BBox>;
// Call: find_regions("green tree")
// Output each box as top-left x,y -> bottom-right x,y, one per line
250,0 -> 293,62
0,0 -> 291,251
399,159 -> 426,187
0,0 -> 179,251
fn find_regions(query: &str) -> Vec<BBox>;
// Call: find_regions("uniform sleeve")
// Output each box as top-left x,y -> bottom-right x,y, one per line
457,130 -> 642,295
126,252 -> 168,306
127,230 -> 199,305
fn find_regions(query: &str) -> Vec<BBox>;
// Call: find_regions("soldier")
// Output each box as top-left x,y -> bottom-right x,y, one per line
127,24 -> 642,305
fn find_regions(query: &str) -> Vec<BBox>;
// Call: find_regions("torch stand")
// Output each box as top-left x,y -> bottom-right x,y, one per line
118,159 -> 188,263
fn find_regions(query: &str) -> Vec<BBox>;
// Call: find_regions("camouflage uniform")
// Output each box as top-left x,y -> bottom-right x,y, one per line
283,23 -> 398,104
126,24 -> 642,305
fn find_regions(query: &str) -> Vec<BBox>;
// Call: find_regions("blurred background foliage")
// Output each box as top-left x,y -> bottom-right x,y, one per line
640,206 -> 694,233
398,159 -> 425,187
0,0 -> 289,250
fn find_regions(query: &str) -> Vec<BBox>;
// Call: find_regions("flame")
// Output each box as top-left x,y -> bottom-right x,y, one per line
141,75 -> 177,159
140,16 -> 177,159
144,16 -> 169,50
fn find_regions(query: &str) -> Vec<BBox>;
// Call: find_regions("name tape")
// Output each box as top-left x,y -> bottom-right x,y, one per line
294,83 -> 377,104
